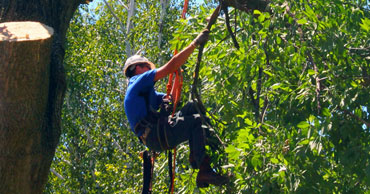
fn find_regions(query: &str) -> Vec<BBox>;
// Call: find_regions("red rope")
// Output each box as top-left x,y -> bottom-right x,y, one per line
168,1 -> 189,193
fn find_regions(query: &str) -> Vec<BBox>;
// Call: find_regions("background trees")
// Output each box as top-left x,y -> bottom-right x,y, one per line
46,0 -> 370,193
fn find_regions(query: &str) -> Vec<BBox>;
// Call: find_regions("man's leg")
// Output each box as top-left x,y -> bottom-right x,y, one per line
165,113 -> 206,169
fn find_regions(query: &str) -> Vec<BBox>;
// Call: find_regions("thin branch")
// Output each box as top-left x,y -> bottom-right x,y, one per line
50,168 -> 65,180
248,87 -> 258,120
260,96 -> 269,124
348,47 -> 370,57
117,0 -> 128,10
215,28 -> 244,47
342,1 -> 370,11
114,88 -> 125,94
221,1 -> 239,49
50,168 -> 75,193
102,0 -> 125,32
103,0 -> 133,56
256,66 -> 263,121
342,109 -> 370,128
260,39 -> 271,124
308,52 -> 321,114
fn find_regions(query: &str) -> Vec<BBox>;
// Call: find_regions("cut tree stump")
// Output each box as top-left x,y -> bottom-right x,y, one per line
0,21 -> 54,193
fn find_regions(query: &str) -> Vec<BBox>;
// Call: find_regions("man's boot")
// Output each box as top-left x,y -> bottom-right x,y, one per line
196,157 -> 229,188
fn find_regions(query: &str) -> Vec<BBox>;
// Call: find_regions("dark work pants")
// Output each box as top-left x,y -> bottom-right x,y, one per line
145,102 -> 207,169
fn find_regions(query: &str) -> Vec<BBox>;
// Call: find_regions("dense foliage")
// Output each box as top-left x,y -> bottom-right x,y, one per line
46,0 -> 370,193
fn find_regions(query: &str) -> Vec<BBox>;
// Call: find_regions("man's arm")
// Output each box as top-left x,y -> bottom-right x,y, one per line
154,30 -> 210,81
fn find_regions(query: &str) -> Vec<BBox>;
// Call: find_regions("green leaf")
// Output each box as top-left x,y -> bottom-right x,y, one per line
225,145 -> 240,161
251,155 -> 262,169
322,108 -> 331,117
297,18 -> 308,25
271,83 -> 281,90
297,121 -> 310,129
244,118 -> 253,126
253,10 -> 262,15
299,139 -> 310,145
271,158 -> 279,164
308,69 -> 315,75
360,18 -> 370,32
263,70 -> 273,76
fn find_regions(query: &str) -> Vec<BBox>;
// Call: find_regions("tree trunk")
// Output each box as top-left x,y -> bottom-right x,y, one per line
0,21 -> 53,193
0,1 -> 86,193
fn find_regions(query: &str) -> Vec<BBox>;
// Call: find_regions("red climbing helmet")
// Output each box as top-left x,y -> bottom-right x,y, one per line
123,55 -> 156,78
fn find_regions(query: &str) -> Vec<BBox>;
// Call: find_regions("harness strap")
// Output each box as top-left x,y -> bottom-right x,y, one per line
142,150 -> 152,194
156,117 -> 171,150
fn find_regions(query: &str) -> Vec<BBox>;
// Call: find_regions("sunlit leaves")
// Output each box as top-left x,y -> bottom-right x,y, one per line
360,17 -> 370,32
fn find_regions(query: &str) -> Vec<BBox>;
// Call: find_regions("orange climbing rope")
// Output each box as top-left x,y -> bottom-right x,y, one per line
165,1 -> 189,193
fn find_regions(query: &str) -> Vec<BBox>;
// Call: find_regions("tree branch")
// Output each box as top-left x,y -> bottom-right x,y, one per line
221,1 -> 239,49
248,87 -> 259,120
50,168 -> 64,180
191,5 -> 224,147
102,0 -> 125,32
342,109 -> 370,128
117,0 -> 128,10
308,52 -> 321,114
260,96 -> 269,124
256,66 -> 263,121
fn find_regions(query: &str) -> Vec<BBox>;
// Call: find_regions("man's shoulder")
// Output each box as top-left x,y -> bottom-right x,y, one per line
129,69 -> 157,84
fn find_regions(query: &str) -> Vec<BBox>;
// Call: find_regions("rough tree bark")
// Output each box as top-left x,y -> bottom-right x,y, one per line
0,1 -> 88,193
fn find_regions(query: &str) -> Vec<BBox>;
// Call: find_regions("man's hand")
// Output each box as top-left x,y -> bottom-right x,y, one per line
193,29 -> 210,47
155,30 -> 208,81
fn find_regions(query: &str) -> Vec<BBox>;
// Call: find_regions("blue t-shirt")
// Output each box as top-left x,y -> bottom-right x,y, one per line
124,69 -> 165,136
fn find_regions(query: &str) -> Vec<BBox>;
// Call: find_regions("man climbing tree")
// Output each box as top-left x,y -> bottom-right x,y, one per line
123,29 -> 229,188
